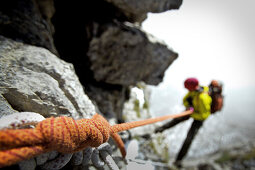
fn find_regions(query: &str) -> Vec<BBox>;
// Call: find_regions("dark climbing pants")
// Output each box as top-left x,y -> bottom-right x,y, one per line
176,120 -> 203,161
155,115 -> 190,133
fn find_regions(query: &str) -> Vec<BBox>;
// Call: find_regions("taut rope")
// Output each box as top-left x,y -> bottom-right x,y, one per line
0,110 -> 193,167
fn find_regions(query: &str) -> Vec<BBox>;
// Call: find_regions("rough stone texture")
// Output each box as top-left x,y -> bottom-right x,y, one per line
84,21 -> 177,120
88,21 -> 178,86
0,0 -> 181,168
18,158 -> 37,170
0,94 -> 18,117
85,84 -> 129,121
122,86 -> 156,136
0,36 -> 95,119
104,0 -> 183,22
0,0 -> 180,121
0,0 -> 57,55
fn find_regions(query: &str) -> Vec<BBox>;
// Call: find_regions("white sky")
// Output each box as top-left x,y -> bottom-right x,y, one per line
142,0 -> 255,91
138,1 -> 255,159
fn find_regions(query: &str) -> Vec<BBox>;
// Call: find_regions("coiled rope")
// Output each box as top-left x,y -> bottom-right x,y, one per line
0,109 -> 193,168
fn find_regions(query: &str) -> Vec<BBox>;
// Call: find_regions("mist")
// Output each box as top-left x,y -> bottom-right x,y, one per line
142,0 -> 255,158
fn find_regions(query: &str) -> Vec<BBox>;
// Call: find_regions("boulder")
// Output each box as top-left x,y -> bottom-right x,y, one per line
0,36 -> 95,119
88,21 -> 178,86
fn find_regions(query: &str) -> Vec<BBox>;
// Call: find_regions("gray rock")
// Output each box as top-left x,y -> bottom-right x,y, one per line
0,0 -> 180,122
0,94 -> 18,118
0,0 -> 57,55
0,0 -> 183,169
19,158 -> 37,170
104,0 -> 183,22
87,21 -> 178,86
85,84 -> 128,120
0,36 -> 95,119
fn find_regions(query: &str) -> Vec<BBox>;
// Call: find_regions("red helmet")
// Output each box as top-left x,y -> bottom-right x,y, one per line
184,78 -> 199,91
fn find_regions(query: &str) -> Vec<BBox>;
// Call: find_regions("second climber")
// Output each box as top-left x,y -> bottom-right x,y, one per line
155,77 -> 212,166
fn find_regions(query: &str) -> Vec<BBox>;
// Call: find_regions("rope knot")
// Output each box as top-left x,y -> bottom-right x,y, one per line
36,114 -> 112,153
0,111 -> 193,168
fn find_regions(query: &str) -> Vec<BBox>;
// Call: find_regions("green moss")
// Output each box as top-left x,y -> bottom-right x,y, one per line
143,100 -> 149,110
149,141 -> 155,150
122,114 -> 127,121
215,151 -> 233,163
133,136 -> 140,141
137,82 -> 146,89
242,148 -> 255,160
149,140 -> 159,155
148,136 -> 170,163
162,145 -> 170,163
133,99 -> 141,118
215,147 -> 255,164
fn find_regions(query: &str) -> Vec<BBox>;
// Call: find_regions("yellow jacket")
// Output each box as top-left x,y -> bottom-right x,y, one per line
183,86 -> 212,121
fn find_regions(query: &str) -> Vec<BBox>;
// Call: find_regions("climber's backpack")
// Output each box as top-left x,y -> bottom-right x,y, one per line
209,80 -> 224,113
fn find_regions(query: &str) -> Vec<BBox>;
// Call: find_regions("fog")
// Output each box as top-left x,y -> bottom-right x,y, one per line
142,0 -> 255,158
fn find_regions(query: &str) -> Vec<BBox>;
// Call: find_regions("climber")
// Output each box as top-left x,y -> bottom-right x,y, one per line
155,77 -> 212,166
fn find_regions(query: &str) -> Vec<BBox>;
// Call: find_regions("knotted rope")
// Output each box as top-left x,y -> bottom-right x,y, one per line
0,110 -> 193,168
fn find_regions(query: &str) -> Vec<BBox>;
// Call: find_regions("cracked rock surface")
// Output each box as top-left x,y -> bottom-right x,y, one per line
0,36 -> 95,119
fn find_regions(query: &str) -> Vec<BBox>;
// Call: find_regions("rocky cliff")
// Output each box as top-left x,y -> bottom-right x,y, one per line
0,0 -> 180,121
0,0 -> 182,169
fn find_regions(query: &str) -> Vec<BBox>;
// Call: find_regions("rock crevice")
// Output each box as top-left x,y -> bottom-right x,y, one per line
0,0 -> 181,119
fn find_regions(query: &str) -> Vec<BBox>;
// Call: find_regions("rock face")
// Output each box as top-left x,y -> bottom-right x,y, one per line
0,0 -> 182,169
88,22 -> 177,86
0,36 -> 95,119
85,22 -> 177,120
0,0 -> 181,121
0,0 -> 57,55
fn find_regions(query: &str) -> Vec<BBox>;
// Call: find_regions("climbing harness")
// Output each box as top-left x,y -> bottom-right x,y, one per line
0,109 -> 193,168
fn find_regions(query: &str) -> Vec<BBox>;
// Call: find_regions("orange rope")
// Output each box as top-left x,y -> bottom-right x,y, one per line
0,110 -> 193,168
111,110 -> 193,133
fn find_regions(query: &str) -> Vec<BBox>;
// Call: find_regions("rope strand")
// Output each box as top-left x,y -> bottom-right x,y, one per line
0,110 -> 193,168
111,110 -> 193,133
